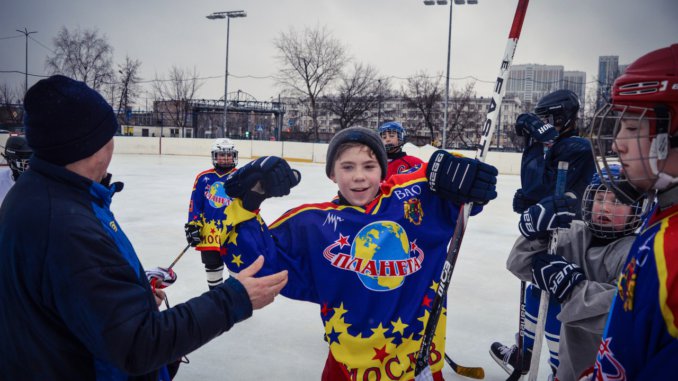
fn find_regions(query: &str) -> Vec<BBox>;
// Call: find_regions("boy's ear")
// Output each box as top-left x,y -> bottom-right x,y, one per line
329,171 -> 338,183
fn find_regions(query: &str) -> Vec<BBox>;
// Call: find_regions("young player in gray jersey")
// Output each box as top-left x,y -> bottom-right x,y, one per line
496,164 -> 646,381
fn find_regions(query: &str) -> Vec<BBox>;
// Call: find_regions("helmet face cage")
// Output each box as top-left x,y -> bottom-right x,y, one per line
3,137 -> 32,179
211,139 -> 238,170
590,103 -> 669,201
378,122 -> 406,152
581,183 -> 645,239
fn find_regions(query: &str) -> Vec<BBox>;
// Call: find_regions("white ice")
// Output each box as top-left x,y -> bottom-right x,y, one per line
109,153 -> 550,381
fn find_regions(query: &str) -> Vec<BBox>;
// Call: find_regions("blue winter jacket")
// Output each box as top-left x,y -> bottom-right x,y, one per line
0,157 -> 252,380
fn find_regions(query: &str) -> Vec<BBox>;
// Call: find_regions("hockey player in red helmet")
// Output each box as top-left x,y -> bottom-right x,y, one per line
587,43 -> 678,381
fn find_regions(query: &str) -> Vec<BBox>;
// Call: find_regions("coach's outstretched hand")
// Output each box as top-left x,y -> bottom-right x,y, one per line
234,256 -> 288,310
225,156 -> 301,210
426,150 -> 498,205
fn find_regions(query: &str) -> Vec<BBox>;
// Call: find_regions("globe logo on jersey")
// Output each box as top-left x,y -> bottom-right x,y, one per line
204,181 -> 231,208
323,221 -> 425,292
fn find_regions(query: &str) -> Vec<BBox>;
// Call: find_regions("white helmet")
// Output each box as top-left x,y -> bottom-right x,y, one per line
211,138 -> 238,171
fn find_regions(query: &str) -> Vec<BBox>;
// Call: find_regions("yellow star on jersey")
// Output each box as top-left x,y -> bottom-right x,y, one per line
227,230 -> 239,245
371,323 -> 388,338
391,318 -> 408,335
231,253 -> 244,267
418,310 -> 431,336
429,280 -> 439,293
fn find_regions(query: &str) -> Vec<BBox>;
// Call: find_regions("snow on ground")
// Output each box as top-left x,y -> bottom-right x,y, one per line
109,153 -> 552,381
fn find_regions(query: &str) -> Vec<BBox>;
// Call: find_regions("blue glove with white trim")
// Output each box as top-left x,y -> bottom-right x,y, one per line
516,113 -> 558,143
518,193 -> 577,240
532,252 -> 585,303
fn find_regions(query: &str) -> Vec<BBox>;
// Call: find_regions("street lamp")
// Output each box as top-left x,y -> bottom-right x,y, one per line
16,27 -> 37,94
206,10 -> 247,138
423,0 -> 477,149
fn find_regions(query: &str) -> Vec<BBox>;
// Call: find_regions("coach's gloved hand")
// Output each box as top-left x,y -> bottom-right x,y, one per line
516,113 -> 558,143
518,193 -> 577,240
512,188 -> 535,214
225,156 -> 301,210
531,252 -> 586,303
426,150 -> 498,205
184,222 -> 202,246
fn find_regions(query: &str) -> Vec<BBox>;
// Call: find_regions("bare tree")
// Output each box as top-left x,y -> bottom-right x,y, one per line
116,56 -> 142,123
0,83 -> 23,127
45,27 -> 114,91
152,66 -> 203,128
446,82 -> 485,148
322,63 -> 386,130
274,25 -> 347,142
402,71 -> 442,145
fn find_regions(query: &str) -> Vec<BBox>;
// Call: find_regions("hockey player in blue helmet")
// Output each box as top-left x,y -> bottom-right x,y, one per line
0,135 -> 32,203
377,121 -> 423,179
492,164 -> 647,380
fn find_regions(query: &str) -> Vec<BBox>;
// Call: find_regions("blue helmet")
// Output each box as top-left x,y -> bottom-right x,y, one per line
378,121 -> 406,152
581,164 -> 646,239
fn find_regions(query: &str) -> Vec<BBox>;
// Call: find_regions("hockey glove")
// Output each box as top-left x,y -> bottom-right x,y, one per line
531,252 -> 586,303
427,150 -> 498,205
184,222 -> 202,246
146,266 -> 177,291
518,193 -> 576,240
225,156 -> 301,211
512,188 -> 536,214
516,113 -> 558,143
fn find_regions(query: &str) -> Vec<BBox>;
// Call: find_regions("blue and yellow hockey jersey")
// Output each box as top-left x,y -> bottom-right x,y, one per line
188,167 -> 235,252
221,165 -> 483,380
594,203 -> 678,380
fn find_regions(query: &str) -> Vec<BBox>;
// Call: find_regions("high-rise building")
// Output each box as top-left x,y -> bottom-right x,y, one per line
506,64 -> 564,107
597,56 -> 620,109
564,71 -> 586,104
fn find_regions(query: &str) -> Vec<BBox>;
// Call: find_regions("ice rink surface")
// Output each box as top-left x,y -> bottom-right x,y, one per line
108,153 -> 552,381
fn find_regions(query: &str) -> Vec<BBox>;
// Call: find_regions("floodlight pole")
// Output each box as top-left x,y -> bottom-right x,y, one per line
207,10 -> 247,138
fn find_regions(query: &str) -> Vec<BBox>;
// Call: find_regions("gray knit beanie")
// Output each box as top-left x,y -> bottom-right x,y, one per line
325,127 -> 387,180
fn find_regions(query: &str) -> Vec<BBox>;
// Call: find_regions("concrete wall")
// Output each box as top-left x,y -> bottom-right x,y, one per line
107,136 -> 526,175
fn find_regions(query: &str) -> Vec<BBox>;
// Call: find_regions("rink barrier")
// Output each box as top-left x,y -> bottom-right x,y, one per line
7,135 -> 520,175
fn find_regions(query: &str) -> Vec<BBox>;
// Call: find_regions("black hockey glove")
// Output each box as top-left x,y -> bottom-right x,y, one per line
426,150 -> 498,205
518,193 -> 576,240
531,252 -> 586,303
225,156 -> 301,211
184,222 -> 202,246
516,113 -> 558,143
512,188 -> 536,214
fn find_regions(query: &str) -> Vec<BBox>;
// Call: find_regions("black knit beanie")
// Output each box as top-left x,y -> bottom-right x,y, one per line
24,75 -> 119,166
325,127 -> 387,180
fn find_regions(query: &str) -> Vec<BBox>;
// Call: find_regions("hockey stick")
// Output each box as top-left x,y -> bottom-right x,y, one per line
505,280 -> 527,381
445,353 -> 485,379
526,161 -> 568,381
168,244 -> 191,270
414,1 -> 530,379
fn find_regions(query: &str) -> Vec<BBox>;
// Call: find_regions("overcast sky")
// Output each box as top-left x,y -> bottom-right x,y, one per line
1,0 -> 677,107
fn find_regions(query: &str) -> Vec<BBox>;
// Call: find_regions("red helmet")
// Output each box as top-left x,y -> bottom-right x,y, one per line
611,43 -> 678,136
590,44 -> 678,200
